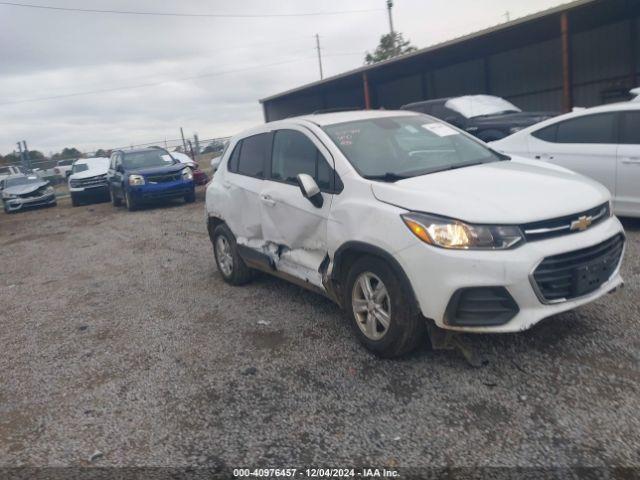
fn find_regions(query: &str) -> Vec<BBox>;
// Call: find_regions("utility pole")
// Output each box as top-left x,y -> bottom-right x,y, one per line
180,127 -> 187,153
315,34 -> 324,80
386,0 -> 395,52
22,140 -> 31,170
16,142 -> 24,168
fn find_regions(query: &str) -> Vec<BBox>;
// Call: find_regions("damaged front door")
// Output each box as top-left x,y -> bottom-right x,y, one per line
260,128 -> 336,288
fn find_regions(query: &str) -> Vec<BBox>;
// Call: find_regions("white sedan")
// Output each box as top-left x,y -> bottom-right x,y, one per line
491,101 -> 640,218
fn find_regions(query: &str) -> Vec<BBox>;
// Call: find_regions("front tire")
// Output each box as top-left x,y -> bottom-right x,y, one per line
345,256 -> 426,358
71,194 -> 79,207
212,224 -> 253,285
124,190 -> 137,211
185,190 -> 196,203
111,188 -> 122,207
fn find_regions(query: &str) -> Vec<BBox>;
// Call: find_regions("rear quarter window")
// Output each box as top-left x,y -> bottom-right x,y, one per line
236,133 -> 271,178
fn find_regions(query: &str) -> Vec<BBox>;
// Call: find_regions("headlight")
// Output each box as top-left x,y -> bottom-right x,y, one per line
181,167 -> 194,181
509,127 -> 523,134
45,186 -> 54,194
401,212 -> 524,250
128,174 -> 145,186
2,193 -> 17,199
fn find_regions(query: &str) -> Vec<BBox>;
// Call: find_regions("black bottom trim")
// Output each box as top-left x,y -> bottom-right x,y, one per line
444,287 -> 519,327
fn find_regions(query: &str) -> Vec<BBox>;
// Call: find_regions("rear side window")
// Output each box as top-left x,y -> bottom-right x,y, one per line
271,130 -> 333,190
554,113 -> 617,144
620,111 -> 640,144
236,133 -> 271,178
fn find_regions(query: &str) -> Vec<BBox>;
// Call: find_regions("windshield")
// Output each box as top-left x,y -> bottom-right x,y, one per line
6,176 -> 40,187
445,95 -> 521,118
72,164 -> 89,174
122,150 -> 175,169
58,159 -> 75,166
323,115 -> 503,180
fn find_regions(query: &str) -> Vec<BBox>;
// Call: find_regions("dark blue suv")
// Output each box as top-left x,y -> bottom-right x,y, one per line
107,147 -> 195,211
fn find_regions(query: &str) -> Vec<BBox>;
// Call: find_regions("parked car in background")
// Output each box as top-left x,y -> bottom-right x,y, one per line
107,147 -> 195,211
206,110 -> 624,358
167,150 -> 209,185
1,174 -> 56,213
54,158 -> 75,178
68,157 -> 110,206
491,101 -> 640,218
0,165 -> 27,187
401,95 -> 557,142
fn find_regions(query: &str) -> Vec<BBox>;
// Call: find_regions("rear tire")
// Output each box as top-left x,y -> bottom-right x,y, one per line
344,256 -> 426,358
212,223 -> 253,285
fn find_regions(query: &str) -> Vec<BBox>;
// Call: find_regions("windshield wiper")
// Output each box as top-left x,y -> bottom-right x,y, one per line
362,172 -> 410,182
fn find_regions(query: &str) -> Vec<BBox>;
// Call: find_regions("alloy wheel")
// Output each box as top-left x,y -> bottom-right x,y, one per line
351,272 -> 391,341
216,236 -> 234,277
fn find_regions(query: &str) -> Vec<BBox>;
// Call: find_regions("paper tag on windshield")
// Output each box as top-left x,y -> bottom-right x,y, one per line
422,123 -> 459,137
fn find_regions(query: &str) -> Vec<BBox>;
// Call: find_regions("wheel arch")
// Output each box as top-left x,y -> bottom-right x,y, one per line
330,241 -> 420,311
206,215 -> 226,242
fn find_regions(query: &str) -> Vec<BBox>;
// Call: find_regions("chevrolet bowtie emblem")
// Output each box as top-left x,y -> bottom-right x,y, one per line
570,215 -> 592,231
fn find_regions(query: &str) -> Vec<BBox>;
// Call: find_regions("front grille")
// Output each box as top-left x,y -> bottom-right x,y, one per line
70,175 -> 107,188
522,203 -> 609,241
444,287 -> 519,327
146,173 -> 181,183
532,234 -> 624,303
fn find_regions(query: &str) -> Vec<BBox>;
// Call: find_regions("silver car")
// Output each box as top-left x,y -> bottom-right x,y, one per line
1,174 -> 57,213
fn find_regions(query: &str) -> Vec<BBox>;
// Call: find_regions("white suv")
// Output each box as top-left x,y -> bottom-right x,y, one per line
205,110 -> 625,358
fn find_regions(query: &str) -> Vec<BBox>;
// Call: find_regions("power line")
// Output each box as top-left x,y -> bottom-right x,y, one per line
0,55 -> 318,106
0,1 -> 383,18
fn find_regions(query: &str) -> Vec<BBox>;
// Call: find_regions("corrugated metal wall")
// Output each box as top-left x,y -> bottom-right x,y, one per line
263,12 -> 640,121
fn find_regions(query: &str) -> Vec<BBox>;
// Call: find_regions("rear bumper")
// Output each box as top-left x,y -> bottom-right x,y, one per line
129,179 -> 194,201
4,192 -> 57,211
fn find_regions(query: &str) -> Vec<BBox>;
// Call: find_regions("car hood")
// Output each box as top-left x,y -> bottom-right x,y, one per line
370,158 -> 610,224
69,168 -> 108,180
471,111 -> 557,127
4,181 -> 49,196
127,163 -> 185,176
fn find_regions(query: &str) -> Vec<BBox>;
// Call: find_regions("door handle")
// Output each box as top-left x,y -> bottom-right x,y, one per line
260,194 -> 276,206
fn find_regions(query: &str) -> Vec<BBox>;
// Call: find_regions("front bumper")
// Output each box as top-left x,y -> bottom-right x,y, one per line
70,184 -> 109,197
3,192 -> 57,212
395,216 -> 625,333
128,179 -> 194,202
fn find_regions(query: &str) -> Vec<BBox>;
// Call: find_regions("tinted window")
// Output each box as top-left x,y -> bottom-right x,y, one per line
532,124 -> 558,142
227,143 -> 241,173
237,133 -> 270,178
555,113 -> 616,144
620,111 -> 640,144
271,130 -> 332,189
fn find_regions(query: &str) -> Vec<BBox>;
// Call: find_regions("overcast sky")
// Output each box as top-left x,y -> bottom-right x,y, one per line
0,0 -> 568,156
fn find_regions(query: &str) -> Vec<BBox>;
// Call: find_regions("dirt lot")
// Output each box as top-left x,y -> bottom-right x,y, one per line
1,189 -> 639,470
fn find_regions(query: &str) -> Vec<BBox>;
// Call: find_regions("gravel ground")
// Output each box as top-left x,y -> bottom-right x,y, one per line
1,189 -> 639,471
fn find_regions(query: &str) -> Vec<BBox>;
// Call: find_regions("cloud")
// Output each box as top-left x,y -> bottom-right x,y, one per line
0,0 -> 565,155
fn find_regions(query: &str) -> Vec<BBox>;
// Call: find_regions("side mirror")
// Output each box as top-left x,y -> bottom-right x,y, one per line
296,173 -> 323,208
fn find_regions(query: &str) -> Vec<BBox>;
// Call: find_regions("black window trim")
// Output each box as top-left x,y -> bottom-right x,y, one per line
531,111 -> 621,144
226,140 -> 242,174
266,126 -> 343,195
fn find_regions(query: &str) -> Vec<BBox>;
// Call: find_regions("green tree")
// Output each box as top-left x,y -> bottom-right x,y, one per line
365,32 -> 417,65
52,147 -> 82,160
94,149 -> 109,157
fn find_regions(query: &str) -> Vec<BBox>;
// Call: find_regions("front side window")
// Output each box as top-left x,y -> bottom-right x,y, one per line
323,115 -> 502,180
620,111 -> 640,144
271,130 -> 332,189
554,113 -> 617,144
236,133 -> 271,178
122,150 -> 175,170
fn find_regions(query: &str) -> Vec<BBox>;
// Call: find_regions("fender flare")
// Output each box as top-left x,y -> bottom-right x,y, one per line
330,241 -> 421,311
